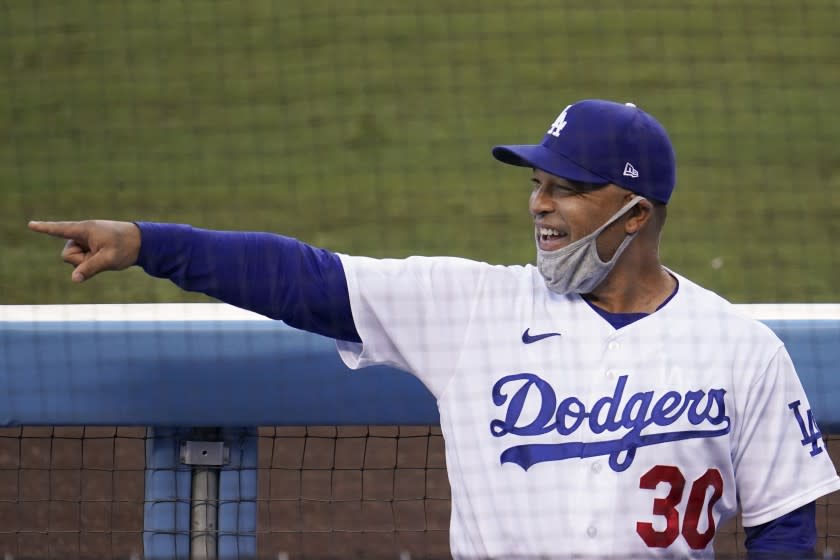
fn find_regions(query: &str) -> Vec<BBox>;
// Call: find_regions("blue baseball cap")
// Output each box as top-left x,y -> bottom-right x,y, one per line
492,99 -> 676,204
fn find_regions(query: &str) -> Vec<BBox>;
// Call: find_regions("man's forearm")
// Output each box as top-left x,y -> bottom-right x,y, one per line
134,222 -> 362,343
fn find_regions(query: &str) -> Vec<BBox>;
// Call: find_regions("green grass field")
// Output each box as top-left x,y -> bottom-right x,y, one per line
2,0 -> 839,304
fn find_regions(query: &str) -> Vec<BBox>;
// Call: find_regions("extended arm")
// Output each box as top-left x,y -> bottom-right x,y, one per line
135,222 -> 361,342
28,219 -> 361,342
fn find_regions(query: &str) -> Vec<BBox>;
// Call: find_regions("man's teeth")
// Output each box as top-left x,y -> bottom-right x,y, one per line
539,227 -> 560,237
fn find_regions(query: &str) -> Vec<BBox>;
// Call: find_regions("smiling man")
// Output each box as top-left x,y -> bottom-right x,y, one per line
495,100 -> 676,317
30,99 -> 840,558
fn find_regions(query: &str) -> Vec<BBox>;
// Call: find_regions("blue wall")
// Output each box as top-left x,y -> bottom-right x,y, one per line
1,318 -> 838,429
3,310 -> 839,557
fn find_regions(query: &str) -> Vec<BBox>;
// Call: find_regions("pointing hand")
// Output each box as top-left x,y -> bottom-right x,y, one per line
28,220 -> 142,283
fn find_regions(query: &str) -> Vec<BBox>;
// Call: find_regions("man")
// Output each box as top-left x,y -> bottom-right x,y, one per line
30,99 -> 840,558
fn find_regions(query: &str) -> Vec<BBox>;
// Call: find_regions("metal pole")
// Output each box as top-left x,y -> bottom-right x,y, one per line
191,465 -> 219,560
184,428 -> 225,560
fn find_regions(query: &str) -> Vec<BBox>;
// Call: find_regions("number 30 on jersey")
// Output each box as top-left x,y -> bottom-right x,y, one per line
636,465 -> 723,550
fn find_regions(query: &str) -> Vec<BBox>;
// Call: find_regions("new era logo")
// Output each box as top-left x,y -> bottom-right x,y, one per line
623,162 -> 639,178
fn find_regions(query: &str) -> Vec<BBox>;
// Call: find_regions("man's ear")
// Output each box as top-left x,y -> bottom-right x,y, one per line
625,198 -> 654,234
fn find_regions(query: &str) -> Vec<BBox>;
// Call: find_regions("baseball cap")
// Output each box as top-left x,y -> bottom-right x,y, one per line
492,99 -> 676,204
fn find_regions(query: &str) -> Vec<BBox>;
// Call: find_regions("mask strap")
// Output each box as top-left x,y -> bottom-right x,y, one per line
591,195 -> 646,238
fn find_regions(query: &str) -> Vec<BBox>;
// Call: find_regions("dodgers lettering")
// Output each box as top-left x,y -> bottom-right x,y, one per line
490,374 -> 730,472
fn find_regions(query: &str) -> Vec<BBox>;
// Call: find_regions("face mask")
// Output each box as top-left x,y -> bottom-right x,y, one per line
537,196 -> 644,295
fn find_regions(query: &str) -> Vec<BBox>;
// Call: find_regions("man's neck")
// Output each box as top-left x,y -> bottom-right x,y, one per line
583,263 -> 676,314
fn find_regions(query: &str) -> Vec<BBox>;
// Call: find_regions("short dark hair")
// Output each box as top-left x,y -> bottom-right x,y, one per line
565,179 -> 610,193
566,179 -> 668,212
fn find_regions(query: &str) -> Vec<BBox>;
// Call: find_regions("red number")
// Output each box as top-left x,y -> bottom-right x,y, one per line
682,468 -> 724,549
636,465 -> 685,547
636,466 -> 724,550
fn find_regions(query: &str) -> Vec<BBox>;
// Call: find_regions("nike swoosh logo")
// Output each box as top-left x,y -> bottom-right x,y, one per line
521,328 -> 562,344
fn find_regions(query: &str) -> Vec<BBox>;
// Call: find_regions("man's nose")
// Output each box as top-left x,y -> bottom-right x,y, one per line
530,186 -> 553,216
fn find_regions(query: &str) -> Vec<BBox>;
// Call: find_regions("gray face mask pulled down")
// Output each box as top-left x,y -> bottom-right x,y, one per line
537,196 -> 644,295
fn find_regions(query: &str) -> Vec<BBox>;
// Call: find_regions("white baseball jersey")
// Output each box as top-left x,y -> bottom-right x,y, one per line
335,255 -> 840,558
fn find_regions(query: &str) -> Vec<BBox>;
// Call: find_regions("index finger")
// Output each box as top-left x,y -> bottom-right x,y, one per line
28,220 -> 88,240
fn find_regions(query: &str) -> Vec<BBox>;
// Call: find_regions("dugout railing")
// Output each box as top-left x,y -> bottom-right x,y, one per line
1,303 -> 839,558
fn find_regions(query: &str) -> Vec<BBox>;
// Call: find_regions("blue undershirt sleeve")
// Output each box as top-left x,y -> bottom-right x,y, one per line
744,501 -> 816,558
133,222 -> 361,343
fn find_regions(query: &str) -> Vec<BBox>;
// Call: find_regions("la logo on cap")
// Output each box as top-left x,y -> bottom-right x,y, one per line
623,162 -> 639,178
547,105 -> 572,137
492,99 -> 676,204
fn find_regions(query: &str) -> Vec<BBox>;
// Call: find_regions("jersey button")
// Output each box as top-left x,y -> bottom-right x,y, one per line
591,462 -> 602,474
606,370 -> 616,379
608,341 -> 620,351
587,526 -> 597,538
